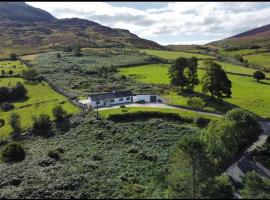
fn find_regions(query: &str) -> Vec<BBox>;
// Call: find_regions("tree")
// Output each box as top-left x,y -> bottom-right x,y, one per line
240,171 -> 270,198
187,97 -> 204,117
8,70 -> 14,76
1,70 -> 5,75
52,105 -> 67,121
21,69 -> 38,80
168,57 -> 189,92
204,108 -> 262,165
9,53 -> 17,61
253,71 -> 265,82
9,113 -> 21,133
1,142 -> 25,163
201,61 -> 232,100
201,175 -> 234,199
186,57 -> 199,90
177,134 -> 214,198
9,82 -> 27,100
32,114 -> 51,136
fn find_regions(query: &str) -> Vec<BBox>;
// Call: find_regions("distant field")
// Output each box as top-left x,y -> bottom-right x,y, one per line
99,106 -> 219,120
219,48 -> 268,56
0,60 -> 28,76
139,49 -> 214,60
243,52 -> 270,70
119,62 -> 270,117
0,78 -> 80,138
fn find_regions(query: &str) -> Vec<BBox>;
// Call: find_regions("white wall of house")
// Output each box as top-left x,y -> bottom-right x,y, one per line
89,96 -> 132,108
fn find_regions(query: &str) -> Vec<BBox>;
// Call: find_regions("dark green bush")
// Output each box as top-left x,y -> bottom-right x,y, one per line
120,105 -> 126,108
1,142 -> 25,163
0,102 -> 14,112
193,117 -> 211,128
0,119 -> 5,127
47,150 -> 60,160
32,114 -> 51,136
107,111 -> 192,123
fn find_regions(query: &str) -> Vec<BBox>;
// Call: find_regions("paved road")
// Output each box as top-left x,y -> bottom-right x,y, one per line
98,103 -> 223,118
226,121 -> 270,186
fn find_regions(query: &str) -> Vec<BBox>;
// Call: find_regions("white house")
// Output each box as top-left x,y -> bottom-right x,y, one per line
79,90 -> 163,109
88,90 -> 134,108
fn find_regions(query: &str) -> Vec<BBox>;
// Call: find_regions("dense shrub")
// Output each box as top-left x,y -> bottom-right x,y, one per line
52,105 -> 67,121
107,111 -> 192,123
32,114 -> 51,136
120,105 -> 126,108
0,119 -> 5,128
193,117 -> 211,128
21,69 -> 39,80
10,113 -> 21,133
0,82 -> 28,103
0,102 -> 14,111
1,142 -> 25,163
47,150 -> 60,160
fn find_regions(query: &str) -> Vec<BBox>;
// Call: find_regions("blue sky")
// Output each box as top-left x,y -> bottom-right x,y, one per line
26,2 -> 270,45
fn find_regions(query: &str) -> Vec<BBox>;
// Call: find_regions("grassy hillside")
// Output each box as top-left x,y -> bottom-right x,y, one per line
0,77 -> 80,138
139,49 -> 214,60
243,52 -> 270,70
119,62 -> 270,117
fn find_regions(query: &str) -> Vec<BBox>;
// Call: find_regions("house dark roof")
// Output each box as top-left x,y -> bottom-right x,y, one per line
89,90 -> 133,101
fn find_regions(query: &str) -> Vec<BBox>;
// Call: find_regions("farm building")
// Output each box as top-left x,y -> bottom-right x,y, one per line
79,90 -> 163,109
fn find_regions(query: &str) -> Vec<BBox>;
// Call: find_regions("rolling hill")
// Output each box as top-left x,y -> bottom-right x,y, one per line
0,2 -> 162,57
209,23 -> 270,50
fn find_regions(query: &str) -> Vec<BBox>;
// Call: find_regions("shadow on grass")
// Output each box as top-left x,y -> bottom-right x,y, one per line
180,90 -> 239,113
258,81 -> 270,85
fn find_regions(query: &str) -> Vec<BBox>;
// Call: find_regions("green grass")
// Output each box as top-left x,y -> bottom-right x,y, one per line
0,60 -> 28,76
0,78 -> 80,138
119,62 -> 270,118
99,107 -> 219,120
243,52 -> 270,70
139,49 -> 214,60
219,48 -> 268,56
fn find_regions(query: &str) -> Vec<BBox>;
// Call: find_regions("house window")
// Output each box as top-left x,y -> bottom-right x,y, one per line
126,97 -> 130,100
110,99 -> 115,103
96,100 -> 100,104
119,98 -> 123,101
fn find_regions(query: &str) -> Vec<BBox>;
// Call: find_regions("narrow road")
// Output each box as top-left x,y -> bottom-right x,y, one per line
98,103 -> 223,118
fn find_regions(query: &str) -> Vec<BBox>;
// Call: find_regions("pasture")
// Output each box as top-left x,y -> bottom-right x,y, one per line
139,49 -> 214,60
119,62 -> 270,118
243,52 -> 270,70
0,78 -> 80,138
0,60 -> 28,76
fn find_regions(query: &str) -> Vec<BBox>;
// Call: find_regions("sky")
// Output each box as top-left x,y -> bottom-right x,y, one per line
26,2 -> 270,45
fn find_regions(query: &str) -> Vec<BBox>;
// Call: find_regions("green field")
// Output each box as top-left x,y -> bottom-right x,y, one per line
139,49 -> 214,60
0,78 -> 80,138
243,52 -> 270,70
0,60 -> 28,76
119,62 -> 270,117
99,106 -> 220,120
219,48 -> 268,57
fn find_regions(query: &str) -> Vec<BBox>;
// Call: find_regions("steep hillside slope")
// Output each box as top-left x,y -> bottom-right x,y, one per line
0,2 -> 162,57
0,2 -> 56,22
209,23 -> 270,50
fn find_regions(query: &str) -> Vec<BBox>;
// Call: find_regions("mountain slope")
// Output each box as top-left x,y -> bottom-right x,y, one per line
209,24 -> 270,50
0,2 -> 162,57
0,2 -> 56,22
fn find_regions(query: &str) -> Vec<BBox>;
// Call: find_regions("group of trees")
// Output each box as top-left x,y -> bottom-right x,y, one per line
168,57 -> 199,92
0,82 -> 27,103
21,69 -> 39,81
167,108 -> 262,198
168,58 -> 232,101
